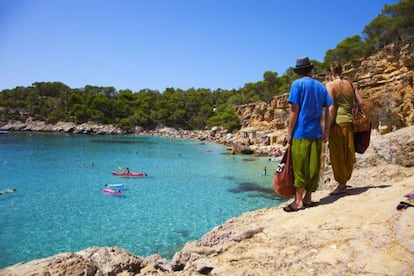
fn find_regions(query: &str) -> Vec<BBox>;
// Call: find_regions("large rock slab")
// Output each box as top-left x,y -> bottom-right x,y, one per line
0,247 -> 146,276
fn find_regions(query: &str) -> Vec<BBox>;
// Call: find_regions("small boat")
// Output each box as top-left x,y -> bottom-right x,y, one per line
103,188 -> 122,195
105,184 -> 124,190
112,171 -> 148,177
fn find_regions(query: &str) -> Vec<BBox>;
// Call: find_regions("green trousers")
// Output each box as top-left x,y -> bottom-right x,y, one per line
291,138 -> 322,192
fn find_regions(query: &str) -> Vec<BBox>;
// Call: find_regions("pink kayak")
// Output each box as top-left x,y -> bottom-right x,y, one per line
112,171 -> 148,177
103,188 -> 122,195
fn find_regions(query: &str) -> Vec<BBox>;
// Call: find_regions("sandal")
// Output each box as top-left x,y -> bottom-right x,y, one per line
397,201 -> 414,210
304,201 -> 318,208
329,185 -> 347,196
283,203 -> 304,212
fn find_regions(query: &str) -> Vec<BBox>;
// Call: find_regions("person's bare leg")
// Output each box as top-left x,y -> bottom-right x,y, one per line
294,187 -> 305,209
303,190 -> 312,205
284,187 -> 305,212
330,181 -> 347,195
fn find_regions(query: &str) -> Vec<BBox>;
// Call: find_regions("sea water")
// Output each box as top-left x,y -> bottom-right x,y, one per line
0,133 -> 284,268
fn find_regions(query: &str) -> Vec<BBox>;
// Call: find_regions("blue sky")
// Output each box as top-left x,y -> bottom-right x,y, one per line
0,0 -> 399,92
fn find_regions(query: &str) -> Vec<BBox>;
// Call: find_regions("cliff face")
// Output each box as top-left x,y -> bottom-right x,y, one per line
236,41 -> 414,133
345,41 -> 414,129
235,93 -> 289,131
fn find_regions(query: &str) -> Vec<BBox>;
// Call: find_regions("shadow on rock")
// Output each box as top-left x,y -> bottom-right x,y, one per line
318,184 -> 391,206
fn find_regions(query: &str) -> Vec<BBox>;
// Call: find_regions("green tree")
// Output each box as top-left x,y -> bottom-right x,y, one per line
277,68 -> 297,94
363,0 -> 414,52
33,81 -> 71,98
70,104 -> 89,123
207,104 -> 239,131
323,35 -> 366,65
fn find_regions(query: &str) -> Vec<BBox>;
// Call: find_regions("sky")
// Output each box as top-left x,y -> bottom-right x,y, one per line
0,0 -> 400,92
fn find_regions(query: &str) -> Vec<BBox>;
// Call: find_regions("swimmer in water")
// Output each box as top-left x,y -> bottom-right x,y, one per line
0,188 -> 16,195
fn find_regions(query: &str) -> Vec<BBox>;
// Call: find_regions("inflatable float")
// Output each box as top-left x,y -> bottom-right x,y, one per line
105,184 -> 124,190
112,171 -> 148,177
103,188 -> 122,195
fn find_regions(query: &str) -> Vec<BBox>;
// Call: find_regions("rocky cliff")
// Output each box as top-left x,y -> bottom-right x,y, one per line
345,41 -> 414,130
235,41 -> 414,136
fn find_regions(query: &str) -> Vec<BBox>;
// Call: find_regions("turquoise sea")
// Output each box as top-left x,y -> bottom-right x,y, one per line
0,133 -> 284,268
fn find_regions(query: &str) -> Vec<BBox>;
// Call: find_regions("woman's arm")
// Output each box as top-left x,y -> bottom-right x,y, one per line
325,81 -> 337,126
354,87 -> 364,107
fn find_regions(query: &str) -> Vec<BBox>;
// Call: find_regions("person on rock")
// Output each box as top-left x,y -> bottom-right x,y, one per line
325,61 -> 363,195
284,56 -> 335,212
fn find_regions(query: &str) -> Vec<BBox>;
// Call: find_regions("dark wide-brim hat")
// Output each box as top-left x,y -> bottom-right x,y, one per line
293,56 -> 314,72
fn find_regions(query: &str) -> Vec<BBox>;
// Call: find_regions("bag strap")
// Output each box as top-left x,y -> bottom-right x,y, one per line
285,145 -> 292,167
350,81 -> 360,108
280,146 -> 289,164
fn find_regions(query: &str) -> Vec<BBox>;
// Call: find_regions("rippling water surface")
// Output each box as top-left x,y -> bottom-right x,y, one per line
0,133 -> 283,268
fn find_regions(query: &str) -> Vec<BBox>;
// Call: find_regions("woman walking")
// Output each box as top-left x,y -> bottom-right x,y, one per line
325,61 -> 362,195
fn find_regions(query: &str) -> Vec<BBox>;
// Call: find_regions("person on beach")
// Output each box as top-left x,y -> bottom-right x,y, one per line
284,56 -> 335,212
325,61 -> 362,195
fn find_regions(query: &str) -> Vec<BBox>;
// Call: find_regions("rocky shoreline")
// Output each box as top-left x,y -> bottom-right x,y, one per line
0,119 -> 284,157
0,120 -> 125,135
0,126 -> 413,275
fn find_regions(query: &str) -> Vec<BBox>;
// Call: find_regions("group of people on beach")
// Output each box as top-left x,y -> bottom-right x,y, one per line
282,56 -> 363,212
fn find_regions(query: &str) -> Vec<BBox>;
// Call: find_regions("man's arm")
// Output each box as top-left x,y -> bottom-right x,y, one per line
286,103 -> 299,144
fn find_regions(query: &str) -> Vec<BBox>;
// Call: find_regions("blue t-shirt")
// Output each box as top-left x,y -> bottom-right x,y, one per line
288,77 -> 333,139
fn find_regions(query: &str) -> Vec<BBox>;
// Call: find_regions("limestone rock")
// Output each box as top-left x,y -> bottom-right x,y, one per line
369,125 -> 414,167
1,119 -> 123,135
0,253 -> 97,276
0,247 -> 146,276
77,246 -> 146,274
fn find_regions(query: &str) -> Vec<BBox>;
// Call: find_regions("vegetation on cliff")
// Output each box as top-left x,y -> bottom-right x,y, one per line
0,1 -> 412,132
324,0 -> 414,65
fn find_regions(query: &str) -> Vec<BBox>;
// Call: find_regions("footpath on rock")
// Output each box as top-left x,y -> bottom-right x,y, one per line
1,126 -> 413,275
